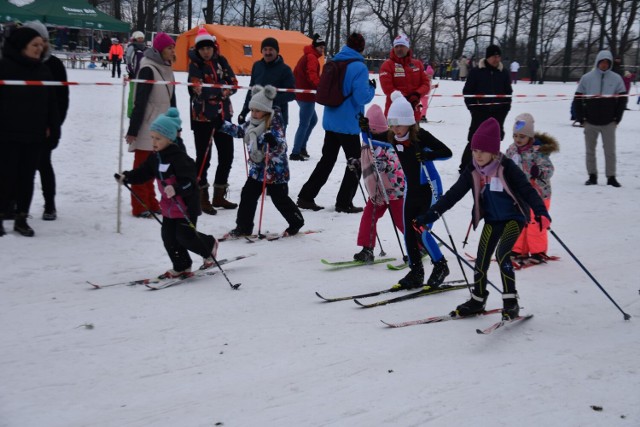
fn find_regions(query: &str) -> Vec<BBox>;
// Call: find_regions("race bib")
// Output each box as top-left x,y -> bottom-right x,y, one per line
490,177 -> 503,192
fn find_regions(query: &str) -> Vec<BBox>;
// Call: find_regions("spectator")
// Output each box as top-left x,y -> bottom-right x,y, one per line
572,50 -> 627,187
458,55 -> 469,81
238,37 -> 295,128
125,32 -> 176,217
379,34 -> 430,123
187,27 -> 239,215
527,56 -> 539,84
291,33 -> 325,161
25,21 -> 69,221
460,44 -> 512,173
125,31 -> 148,117
0,27 -> 60,236
510,59 -> 520,84
297,33 -> 375,213
109,38 -> 123,78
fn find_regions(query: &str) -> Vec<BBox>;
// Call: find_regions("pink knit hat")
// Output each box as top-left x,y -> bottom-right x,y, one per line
471,117 -> 501,154
153,32 -> 175,52
365,104 -> 388,133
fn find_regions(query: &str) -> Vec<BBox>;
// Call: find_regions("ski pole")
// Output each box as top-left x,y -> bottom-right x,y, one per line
155,162 -> 241,290
462,220 -> 473,248
549,229 -> 631,320
196,127 -> 216,184
361,128 -> 407,260
416,223 -> 502,294
357,180 -> 386,257
116,174 -> 163,225
420,162 -> 470,286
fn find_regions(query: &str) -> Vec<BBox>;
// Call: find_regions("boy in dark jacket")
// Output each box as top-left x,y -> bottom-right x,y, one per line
417,118 -> 551,320
116,108 -> 219,278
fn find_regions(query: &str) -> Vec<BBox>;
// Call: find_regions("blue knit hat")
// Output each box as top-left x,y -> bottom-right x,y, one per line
150,107 -> 182,141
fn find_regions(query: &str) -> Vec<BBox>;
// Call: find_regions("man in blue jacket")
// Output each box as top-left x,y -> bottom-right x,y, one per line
297,33 -> 376,213
572,50 -> 627,187
238,37 -> 295,128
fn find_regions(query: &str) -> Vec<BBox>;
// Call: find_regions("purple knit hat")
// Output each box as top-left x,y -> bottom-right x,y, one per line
471,117 -> 501,154
153,32 -> 175,52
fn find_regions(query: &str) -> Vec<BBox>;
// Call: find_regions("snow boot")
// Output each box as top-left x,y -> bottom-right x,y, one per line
426,258 -> 449,287
297,198 -> 324,211
200,187 -> 217,215
212,184 -> 238,209
43,202 -> 57,221
353,247 -> 374,263
14,213 -> 35,237
300,148 -> 310,159
453,291 -> 489,317
585,174 -> 597,185
502,293 -> 520,320
395,263 -> 425,290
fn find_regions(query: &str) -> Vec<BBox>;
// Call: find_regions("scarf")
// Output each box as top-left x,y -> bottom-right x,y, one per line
244,117 -> 267,163
472,155 -> 501,185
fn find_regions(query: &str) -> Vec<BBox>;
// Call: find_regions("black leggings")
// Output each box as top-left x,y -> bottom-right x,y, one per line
193,121 -> 234,188
472,220 -> 523,296
161,216 -> 216,271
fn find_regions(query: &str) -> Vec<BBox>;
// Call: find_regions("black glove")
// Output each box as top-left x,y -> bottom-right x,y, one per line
406,92 -> 421,109
534,213 -> 551,232
237,113 -> 246,125
369,79 -> 377,89
263,132 -> 277,148
347,157 -> 361,172
359,115 -> 370,132
415,149 -> 437,163
212,113 -> 224,130
529,164 -> 540,179
416,210 -> 440,227
114,172 -> 127,184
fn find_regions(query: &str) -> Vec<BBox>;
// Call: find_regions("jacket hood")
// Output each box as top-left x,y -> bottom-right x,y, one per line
333,45 -> 365,62
594,50 -> 613,71
534,132 -> 559,154
477,57 -> 504,72
304,44 -> 322,58
144,47 -> 168,65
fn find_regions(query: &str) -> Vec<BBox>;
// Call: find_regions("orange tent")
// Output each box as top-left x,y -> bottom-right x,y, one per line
174,24 -> 318,75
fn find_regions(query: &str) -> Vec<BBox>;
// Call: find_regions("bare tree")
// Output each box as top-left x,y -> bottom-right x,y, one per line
364,0 -> 410,44
587,0 -> 640,58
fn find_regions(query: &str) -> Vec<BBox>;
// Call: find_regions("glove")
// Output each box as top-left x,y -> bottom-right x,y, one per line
237,113 -> 246,125
369,79 -> 377,89
347,157 -> 361,172
164,185 -> 176,198
415,149 -> 437,163
535,214 -> 551,231
358,115 -> 370,132
406,92 -> 421,109
263,132 -> 277,148
114,172 -> 127,184
529,164 -> 540,179
415,210 -> 440,227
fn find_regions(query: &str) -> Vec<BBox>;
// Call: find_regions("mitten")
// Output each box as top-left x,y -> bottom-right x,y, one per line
416,210 -> 439,227
237,113 -> 246,125
347,157 -> 361,172
369,79 -> 377,89
529,164 -> 540,179
263,132 -> 277,148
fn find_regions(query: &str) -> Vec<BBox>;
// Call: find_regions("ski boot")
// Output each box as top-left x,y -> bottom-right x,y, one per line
453,291 -> 489,317
158,267 -> 192,280
394,263 -> 425,290
426,258 -> 449,287
502,293 -> 520,320
353,247 -> 374,263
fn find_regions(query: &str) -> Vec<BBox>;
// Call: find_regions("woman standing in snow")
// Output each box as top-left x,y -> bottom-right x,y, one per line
0,27 -> 60,237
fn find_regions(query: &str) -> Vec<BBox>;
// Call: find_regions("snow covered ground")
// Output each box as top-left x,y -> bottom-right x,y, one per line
1,68 -> 639,427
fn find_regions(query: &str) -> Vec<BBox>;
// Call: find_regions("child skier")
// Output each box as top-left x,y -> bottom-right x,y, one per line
371,91 -> 453,288
220,85 -> 304,238
116,107 -> 219,278
354,104 -> 405,263
505,113 -> 559,264
416,117 -> 551,319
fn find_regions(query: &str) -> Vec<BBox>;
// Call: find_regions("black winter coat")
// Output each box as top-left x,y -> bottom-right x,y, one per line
0,43 -> 60,145
45,54 -> 69,124
240,55 -> 295,125
463,59 -> 512,115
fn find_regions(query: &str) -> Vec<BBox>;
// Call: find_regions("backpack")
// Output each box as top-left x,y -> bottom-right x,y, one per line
315,59 -> 358,107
